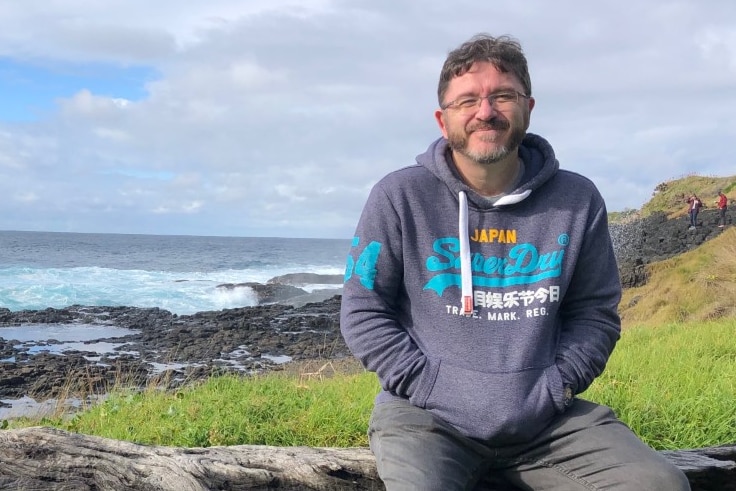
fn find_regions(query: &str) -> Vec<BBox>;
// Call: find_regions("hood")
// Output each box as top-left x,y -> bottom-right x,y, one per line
415,133 -> 560,315
415,132 -> 559,210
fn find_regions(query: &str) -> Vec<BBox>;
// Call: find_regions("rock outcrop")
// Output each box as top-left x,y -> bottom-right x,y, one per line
612,209 -> 730,288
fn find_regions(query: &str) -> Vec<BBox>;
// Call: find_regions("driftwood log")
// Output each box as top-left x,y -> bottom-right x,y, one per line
0,427 -> 734,490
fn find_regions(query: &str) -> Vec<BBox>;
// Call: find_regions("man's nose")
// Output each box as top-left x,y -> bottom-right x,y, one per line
475,96 -> 499,119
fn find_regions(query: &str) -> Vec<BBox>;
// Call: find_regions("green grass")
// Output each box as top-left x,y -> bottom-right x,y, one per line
619,228 -> 736,326
638,173 -> 736,219
582,320 -> 736,450
45,369 -> 381,448
7,320 -> 735,451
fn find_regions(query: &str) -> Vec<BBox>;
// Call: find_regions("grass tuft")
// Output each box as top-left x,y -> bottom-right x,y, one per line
583,320 -> 736,450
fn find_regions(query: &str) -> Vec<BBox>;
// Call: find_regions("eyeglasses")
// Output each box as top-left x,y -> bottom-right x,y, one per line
441,91 -> 529,112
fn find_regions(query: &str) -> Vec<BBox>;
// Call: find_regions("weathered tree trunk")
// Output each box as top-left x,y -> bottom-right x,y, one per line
0,427 -> 734,490
0,427 -> 381,490
661,445 -> 736,491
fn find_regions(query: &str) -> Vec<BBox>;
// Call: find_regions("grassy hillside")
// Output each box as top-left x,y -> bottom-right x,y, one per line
610,173 -> 736,223
619,227 -> 736,328
610,173 -> 736,327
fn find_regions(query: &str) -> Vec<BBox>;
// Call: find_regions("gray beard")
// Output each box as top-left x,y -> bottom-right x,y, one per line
461,144 -> 511,165
448,127 -> 525,166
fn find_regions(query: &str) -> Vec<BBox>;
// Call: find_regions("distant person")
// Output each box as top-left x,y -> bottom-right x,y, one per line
687,193 -> 703,230
340,33 -> 690,490
716,190 -> 728,228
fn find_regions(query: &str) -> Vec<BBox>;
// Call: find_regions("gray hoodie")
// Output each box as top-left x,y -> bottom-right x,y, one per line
340,133 -> 621,444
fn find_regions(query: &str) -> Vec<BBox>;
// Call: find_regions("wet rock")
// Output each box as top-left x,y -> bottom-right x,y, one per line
0,296 -> 347,403
267,273 -> 344,286
215,282 -> 308,304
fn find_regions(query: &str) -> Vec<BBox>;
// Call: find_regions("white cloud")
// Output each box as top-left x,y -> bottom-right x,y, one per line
0,0 -> 735,237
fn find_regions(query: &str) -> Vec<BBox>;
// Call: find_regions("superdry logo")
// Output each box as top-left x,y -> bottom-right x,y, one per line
423,236 -> 567,296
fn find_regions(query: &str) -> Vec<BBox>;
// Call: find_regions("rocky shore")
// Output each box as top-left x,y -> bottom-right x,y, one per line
0,294 -> 349,412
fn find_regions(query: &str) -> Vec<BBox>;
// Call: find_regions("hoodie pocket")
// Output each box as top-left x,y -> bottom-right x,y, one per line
411,359 -> 559,443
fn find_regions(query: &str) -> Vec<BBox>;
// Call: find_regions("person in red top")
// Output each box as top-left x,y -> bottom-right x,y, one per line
716,190 -> 728,228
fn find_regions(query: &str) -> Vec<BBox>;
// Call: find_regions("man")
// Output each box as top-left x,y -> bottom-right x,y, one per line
716,190 -> 728,228
340,34 -> 689,490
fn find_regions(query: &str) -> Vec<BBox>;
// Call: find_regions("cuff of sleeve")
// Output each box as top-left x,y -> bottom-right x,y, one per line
556,359 -> 578,390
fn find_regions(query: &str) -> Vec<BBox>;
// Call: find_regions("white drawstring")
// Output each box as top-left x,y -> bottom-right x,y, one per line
458,191 -> 473,315
458,183 -> 530,315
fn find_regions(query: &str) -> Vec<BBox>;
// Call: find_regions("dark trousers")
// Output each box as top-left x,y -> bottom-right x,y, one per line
689,210 -> 698,227
369,399 -> 690,491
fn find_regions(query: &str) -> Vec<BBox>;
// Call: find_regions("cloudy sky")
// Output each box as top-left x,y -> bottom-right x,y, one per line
1,1 -> 734,239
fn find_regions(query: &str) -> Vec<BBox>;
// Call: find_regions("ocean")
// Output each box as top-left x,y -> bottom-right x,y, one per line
0,230 -> 352,315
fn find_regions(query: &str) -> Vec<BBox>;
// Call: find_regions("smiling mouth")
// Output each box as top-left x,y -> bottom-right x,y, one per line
471,122 -> 508,133
474,125 -> 506,135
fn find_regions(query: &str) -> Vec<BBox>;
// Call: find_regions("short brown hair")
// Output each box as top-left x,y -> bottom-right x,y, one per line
438,34 -> 531,106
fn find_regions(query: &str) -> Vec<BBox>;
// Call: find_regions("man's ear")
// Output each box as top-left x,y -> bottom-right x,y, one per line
435,109 -> 449,139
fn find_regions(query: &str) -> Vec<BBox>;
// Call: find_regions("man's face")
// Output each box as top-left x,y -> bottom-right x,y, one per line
435,61 -> 534,165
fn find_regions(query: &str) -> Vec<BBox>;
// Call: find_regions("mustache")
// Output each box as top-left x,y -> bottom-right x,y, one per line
468,119 -> 509,132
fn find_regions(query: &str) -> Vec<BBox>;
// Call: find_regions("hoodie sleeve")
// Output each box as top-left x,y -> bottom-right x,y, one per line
340,182 -> 427,398
556,199 -> 622,395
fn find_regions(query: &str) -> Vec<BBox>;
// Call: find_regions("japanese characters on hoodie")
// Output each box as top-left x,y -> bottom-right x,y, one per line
340,133 -> 621,444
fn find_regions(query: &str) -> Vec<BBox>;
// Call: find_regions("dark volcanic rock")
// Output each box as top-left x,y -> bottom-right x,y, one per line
0,296 -> 348,404
215,278 -> 343,307
612,209 -> 731,288
267,273 -> 344,286
215,282 -> 308,304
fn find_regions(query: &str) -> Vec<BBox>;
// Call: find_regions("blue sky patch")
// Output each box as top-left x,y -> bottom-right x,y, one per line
0,58 -> 158,121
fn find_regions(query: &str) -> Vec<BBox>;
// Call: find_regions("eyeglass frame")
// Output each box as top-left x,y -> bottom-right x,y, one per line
441,90 -> 530,111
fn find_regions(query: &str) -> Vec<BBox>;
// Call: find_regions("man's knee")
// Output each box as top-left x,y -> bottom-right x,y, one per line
369,401 -> 486,490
